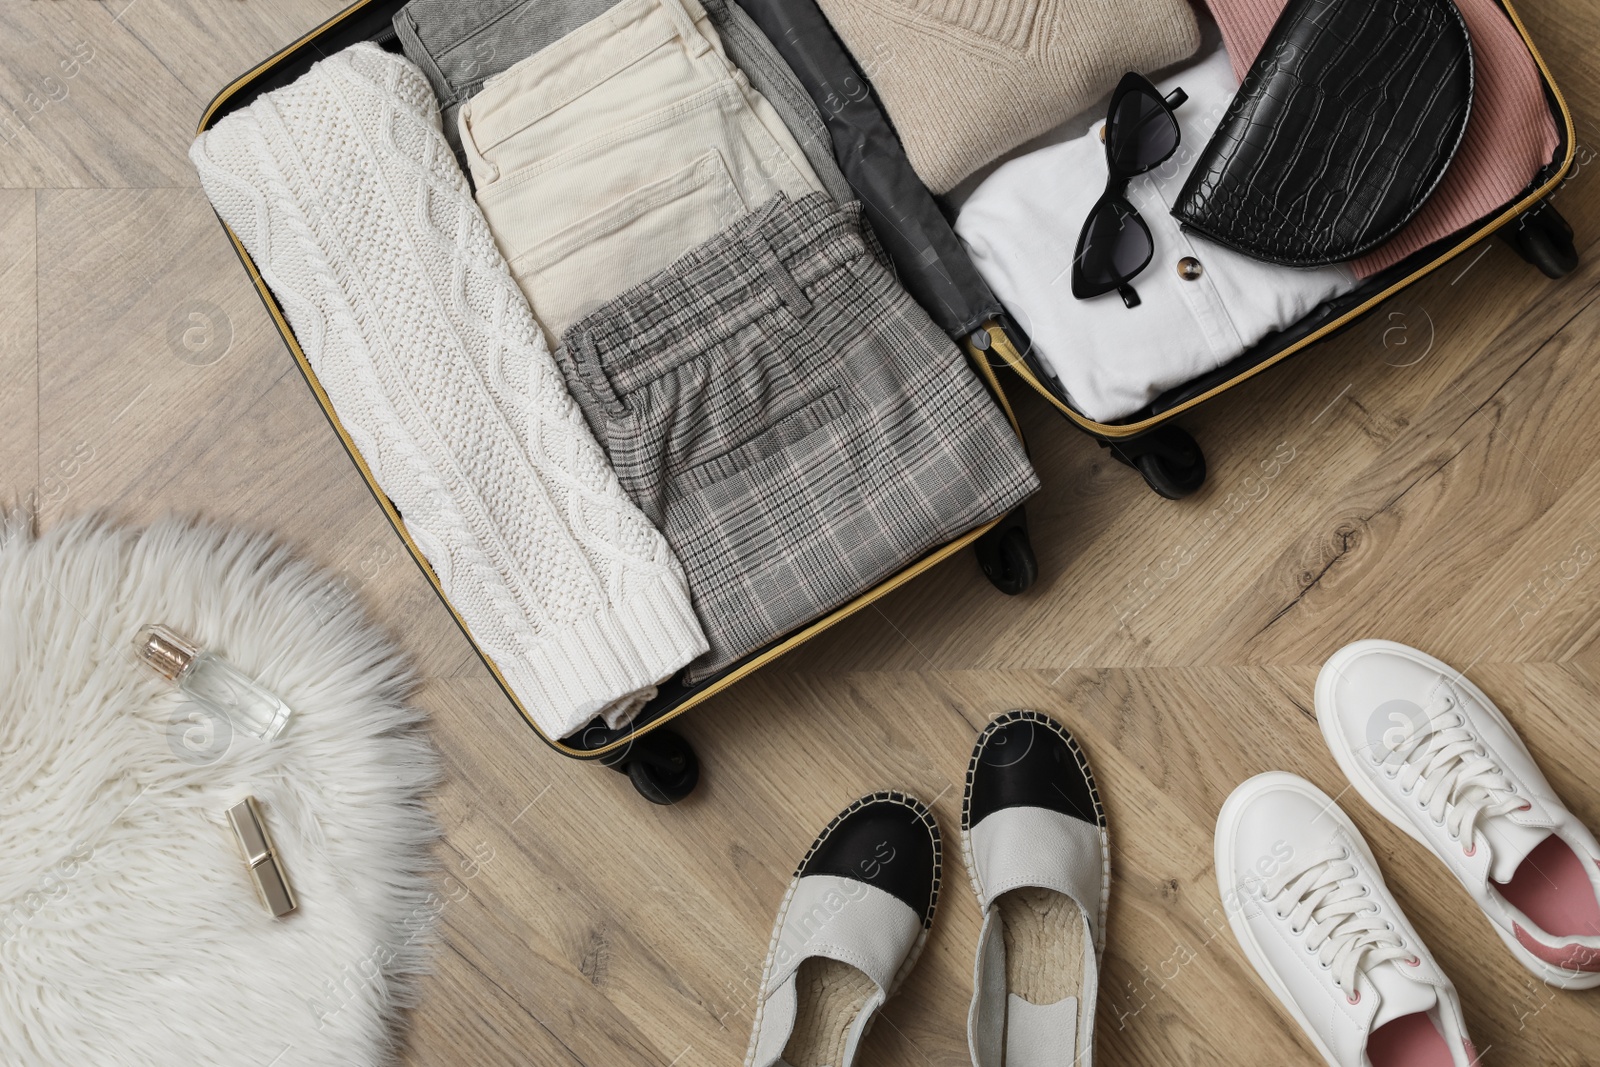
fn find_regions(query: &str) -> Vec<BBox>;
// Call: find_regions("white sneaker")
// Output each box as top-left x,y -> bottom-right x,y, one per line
1318,639 -> 1600,989
1216,773 -> 1480,1067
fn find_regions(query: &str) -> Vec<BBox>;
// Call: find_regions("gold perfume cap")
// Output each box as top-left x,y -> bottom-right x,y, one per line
132,623 -> 198,681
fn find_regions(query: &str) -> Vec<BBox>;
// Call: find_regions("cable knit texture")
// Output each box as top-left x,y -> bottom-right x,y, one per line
813,0 -> 1200,193
1203,0 -> 1559,276
190,43 -> 708,740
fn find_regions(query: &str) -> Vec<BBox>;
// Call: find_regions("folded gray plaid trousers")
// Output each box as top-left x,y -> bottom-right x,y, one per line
557,192 -> 1039,682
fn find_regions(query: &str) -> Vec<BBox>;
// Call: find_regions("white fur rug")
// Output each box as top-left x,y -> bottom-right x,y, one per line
0,515 -> 440,1067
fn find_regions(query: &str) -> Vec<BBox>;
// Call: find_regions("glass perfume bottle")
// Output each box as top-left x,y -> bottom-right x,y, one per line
132,624 -> 291,741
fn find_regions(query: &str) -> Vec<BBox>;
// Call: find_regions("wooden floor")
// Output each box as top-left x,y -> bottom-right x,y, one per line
4,2 -> 1600,1064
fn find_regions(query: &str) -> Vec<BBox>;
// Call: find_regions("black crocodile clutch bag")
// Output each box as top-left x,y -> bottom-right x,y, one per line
1171,0 -> 1473,266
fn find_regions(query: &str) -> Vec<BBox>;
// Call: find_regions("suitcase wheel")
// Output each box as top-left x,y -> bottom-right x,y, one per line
976,508 -> 1037,595
1106,426 -> 1207,500
1501,203 -> 1578,279
602,728 -> 700,805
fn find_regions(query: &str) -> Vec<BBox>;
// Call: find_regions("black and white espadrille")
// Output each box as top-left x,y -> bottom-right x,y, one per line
745,791 -> 941,1067
962,710 -> 1109,1067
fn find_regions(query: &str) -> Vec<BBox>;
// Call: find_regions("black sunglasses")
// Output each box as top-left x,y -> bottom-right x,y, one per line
1071,72 -> 1188,309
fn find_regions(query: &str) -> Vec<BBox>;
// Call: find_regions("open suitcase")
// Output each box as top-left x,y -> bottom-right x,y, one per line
196,0 -> 1038,803
199,0 -> 1577,802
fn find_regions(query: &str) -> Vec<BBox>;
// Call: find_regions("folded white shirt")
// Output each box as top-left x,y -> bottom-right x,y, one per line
955,48 -> 1357,423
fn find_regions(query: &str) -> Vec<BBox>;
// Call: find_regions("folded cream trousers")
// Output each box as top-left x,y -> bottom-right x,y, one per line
458,0 -> 823,343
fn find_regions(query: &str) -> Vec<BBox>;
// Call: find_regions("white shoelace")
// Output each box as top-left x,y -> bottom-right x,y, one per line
1376,693 -> 1530,852
1265,845 -> 1411,998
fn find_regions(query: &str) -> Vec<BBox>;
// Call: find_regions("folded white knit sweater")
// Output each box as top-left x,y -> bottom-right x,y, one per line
191,43 -> 707,739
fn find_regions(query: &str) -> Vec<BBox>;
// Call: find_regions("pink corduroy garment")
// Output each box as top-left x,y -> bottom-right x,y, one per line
1203,0 -> 1559,276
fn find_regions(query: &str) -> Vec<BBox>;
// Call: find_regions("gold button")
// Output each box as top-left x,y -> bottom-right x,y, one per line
1177,256 -> 1203,280
1098,124 -> 1107,143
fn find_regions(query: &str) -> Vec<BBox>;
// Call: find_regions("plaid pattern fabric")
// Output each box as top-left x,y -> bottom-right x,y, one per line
559,193 -> 1038,681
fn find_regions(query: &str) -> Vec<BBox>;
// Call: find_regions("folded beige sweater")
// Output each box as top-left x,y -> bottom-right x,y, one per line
815,0 -> 1200,193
